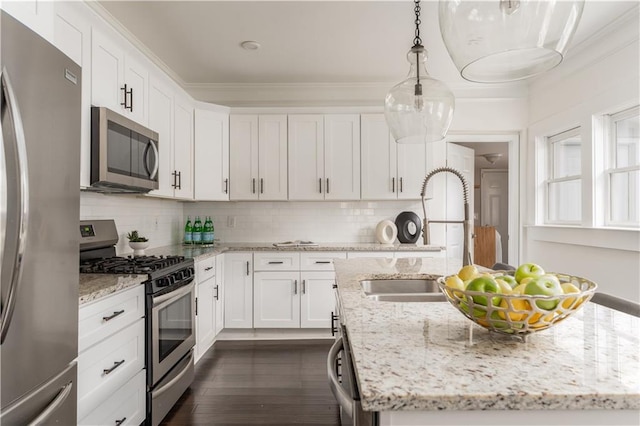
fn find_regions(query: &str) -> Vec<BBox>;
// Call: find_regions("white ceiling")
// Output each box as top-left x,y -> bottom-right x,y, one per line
97,1 -> 637,98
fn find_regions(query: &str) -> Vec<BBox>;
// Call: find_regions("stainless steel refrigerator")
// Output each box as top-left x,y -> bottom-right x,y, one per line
1,11 -> 81,425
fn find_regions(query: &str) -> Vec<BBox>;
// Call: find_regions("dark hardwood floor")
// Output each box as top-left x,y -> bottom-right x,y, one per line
161,340 -> 341,425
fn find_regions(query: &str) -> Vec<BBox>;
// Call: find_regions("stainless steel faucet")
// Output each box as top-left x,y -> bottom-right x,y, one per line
420,167 -> 472,266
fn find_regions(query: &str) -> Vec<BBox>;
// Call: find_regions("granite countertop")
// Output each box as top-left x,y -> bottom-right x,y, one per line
79,274 -> 147,306
333,258 -> 640,413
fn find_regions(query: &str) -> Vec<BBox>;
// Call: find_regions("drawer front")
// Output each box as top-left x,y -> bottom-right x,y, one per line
78,318 -> 145,420
300,252 -> 346,271
196,256 -> 216,282
253,252 -> 300,271
79,285 -> 145,353
78,369 -> 146,426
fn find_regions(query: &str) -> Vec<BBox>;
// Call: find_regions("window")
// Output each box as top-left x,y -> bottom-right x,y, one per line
605,106 -> 640,227
546,128 -> 582,224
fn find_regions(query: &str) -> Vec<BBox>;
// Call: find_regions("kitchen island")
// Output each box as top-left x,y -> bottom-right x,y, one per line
333,258 -> 640,425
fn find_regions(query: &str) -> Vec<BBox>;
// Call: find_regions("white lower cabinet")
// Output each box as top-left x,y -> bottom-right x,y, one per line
195,256 -> 217,362
224,253 -> 253,328
254,271 -> 300,328
214,255 -> 225,336
300,271 -> 335,328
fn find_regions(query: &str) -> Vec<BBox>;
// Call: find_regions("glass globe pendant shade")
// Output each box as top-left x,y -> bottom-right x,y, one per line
439,0 -> 585,83
384,46 -> 455,144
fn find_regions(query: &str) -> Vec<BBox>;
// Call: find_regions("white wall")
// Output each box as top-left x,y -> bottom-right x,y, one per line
80,192 -> 184,254
523,10 -> 640,301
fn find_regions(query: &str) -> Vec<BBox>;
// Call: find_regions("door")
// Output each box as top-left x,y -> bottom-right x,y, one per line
148,76 -> 173,197
481,170 -> 509,264
361,114 -> 396,200
223,253 -> 253,328
300,272 -> 335,328
2,11 -> 80,410
288,114 -> 324,200
194,109 -> 229,201
258,115 -> 288,200
446,143 -> 475,262
173,97 -> 193,199
253,271 -> 300,328
397,143 -> 427,199
229,115 -> 258,200
324,114 -> 360,200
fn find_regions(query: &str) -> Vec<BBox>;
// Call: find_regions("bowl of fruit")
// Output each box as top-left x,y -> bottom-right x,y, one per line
436,263 -> 597,337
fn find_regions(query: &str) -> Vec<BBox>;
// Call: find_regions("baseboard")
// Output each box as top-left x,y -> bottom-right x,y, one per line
216,328 -> 334,341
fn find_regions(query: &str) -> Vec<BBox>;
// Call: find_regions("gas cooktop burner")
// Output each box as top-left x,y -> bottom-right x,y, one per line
80,255 -> 187,275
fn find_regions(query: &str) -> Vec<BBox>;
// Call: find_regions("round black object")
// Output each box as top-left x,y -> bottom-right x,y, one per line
395,211 -> 422,244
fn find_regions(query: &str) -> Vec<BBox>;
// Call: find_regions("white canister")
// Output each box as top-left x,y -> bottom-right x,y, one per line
375,220 -> 398,245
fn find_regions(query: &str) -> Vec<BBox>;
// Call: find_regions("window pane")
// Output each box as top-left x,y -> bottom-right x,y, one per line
553,137 -> 581,177
548,179 -> 581,222
610,170 -> 639,225
615,114 -> 640,168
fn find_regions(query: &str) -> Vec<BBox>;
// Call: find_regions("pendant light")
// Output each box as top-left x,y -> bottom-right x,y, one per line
384,0 -> 455,144
439,0 -> 585,83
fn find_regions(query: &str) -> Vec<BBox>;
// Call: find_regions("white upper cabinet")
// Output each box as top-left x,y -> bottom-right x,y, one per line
194,109 -> 230,201
148,77 -> 174,198
361,114 -> 429,200
229,115 -> 287,200
288,114 -> 360,200
2,1 -> 54,42
91,29 -> 148,126
173,96 -> 194,200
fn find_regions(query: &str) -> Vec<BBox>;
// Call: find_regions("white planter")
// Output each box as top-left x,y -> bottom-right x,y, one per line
129,241 -> 150,256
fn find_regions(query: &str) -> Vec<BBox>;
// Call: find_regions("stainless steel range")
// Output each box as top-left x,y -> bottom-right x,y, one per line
79,220 -> 195,426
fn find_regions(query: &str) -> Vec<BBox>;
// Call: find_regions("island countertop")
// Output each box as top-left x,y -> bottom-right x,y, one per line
332,258 -> 640,413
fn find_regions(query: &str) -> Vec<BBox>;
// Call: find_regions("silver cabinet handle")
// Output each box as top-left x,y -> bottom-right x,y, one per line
302,280 -> 306,294
326,178 -> 330,194
315,261 -> 331,264
392,177 -> 395,193
102,310 -> 125,322
246,261 -> 250,276
319,177 -> 322,193
214,285 -> 219,301
204,266 -> 214,271
260,178 -> 264,194
103,360 -> 125,375
268,261 -> 284,264
327,338 -> 354,419
252,178 -> 256,194
1,69 -> 29,345
171,171 -> 177,188
224,178 -> 229,194
26,381 -> 73,426
294,280 -> 298,295
177,171 -> 182,190
400,177 -> 403,192
120,84 -> 132,111
115,417 -> 127,426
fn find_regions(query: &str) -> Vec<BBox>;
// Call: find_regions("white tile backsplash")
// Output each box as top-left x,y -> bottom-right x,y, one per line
184,200 -> 426,244
80,192 -> 184,254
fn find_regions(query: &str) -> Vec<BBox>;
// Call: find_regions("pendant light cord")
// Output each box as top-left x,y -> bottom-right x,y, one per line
413,0 -> 422,47
413,0 -> 422,96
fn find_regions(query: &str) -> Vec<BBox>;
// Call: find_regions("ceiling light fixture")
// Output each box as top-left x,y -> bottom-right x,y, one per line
438,0 -> 585,83
384,0 -> 455,144
240,40 -> 261,51
480,153 -> 503,164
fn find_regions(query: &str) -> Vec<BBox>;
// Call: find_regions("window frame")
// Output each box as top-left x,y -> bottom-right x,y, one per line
544,127 -> 582,225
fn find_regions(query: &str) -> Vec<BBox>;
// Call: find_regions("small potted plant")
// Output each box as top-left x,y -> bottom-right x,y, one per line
127,230 -> 149,256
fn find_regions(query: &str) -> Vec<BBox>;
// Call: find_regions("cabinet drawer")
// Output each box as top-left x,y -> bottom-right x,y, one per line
196,256 -> 216,282
254,252 -> 300,271
79,285 -> 145,353
78,318 -> 145,420
79,369 -> 146,426
300,252 -> 346,271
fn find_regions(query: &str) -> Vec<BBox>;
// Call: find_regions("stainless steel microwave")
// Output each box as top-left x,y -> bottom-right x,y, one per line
90,106 -> 159,192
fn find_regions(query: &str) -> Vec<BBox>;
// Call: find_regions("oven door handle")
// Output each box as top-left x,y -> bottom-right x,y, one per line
152,350 -> 194,399
327,337 -> 355,419
153,281 -> 194,307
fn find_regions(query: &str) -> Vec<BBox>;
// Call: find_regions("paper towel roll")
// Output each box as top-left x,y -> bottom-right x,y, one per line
375,220 -> 398,245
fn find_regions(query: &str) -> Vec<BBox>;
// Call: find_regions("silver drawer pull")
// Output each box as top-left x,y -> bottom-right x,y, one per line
204,266 -> 214,271
102,310 -> 125,322
268,261 -> 284,264
103,360 -> 125,376
315,261 -> 331,264
115,417 -> 127,426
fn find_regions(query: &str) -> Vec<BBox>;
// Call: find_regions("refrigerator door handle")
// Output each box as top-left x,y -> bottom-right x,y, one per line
25,381 -> 73,426
0,69 -> 30,345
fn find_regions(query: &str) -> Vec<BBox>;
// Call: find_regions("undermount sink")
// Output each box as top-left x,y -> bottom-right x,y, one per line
360,279 -> 446,302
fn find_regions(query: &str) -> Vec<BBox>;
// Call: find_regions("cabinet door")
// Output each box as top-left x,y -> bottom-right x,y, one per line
123,55 -> 148,125
194,109 -> 230,200
288,115 -> 324,200
91,29 -> 125,113
397,142 -> 427,199
254,271 -> 300,328
195,277 -> 216,363
224,253 -> 253,328
300,271 -> 335,328
214,255 -> 225,336
324,114 -> 360,200
2,0 -> 54,42
173,97 -> 194,199
361,114 -> 397,200
148,77 -> 174,197
229,115 -> 259,200
258,115 -> 288,200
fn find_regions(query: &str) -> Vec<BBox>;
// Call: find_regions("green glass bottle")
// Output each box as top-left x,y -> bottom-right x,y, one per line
203,216 -> 212,244
210,216 -> 215,244
184,216 -> 193,244
193,216 -> 203,244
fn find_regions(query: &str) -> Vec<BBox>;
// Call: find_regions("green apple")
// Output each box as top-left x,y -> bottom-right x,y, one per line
460,300 -> 487,318
524,276 -> 563,310
515,263 -> 546,283
465,276 -> 502,307
498,275 -> 518,289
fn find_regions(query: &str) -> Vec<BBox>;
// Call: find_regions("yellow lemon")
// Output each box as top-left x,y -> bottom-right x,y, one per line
496,279 -> 514,295
519,277 -> 535,286
528,312 -> 555,327
458,264 -> 479,281
498,297 -> 530,321
560,283 -> 582,310
444,275 -> 465,298
512,283 -> 527,295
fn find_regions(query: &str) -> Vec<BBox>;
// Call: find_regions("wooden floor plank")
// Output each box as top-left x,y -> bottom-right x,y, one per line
161,340 -> 340,425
